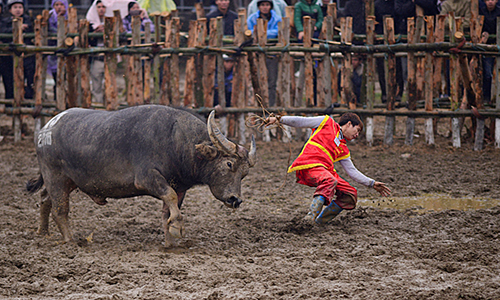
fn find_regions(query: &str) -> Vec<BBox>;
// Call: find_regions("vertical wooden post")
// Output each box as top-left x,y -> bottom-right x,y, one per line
127,16 -> 140,106
245,29 -> 261,98
317,16 -> 333,108
40,11 -> 49,106
286,7 -> 296,106
495,17 -> 500,148
424,16 -> 435,145
195,19 -> 207,108
183,20 -> 197,107
56,15 -> 67,111
255,18 -> 269,107
366,16 -> 376,146
405,17 -> 417,145
433,16 -> 445,101
303,16 -> 313,107
152,15 -> 161,103
13,19 -> 23,142
143,22 -> 151,104
383,16 -> 396,145
104,15 -> 118,110
215,17 -> 225,108
170,17 -> 180,106
231,13 -> 246,109
203,18 -> 218,107
471,0 -> 484,150
450,15 -> 462,148
194,2 -> 205,19
33,16 -> 44,137
161,19 -> 172,105
415,14 -> 425,103
341,17 -> 355,109
66,8 -> 78,108
278,17 -> 291,108
79,19 -> 91,108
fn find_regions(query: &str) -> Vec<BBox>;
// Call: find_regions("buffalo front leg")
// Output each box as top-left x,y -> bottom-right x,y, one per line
135,169 -> 184,247
162,191 -> 186,247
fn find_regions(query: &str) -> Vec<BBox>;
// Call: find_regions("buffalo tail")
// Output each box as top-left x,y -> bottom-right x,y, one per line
26,175 -> 44,193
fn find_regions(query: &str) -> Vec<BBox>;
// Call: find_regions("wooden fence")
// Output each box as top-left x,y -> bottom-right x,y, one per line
0,0 -> 499,150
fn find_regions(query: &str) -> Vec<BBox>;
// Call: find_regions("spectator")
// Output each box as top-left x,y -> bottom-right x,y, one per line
206,0 -> 238,36
338,0 -> 364,37
440,0 -> 471,31
247,0 -> 282,106
137,0 -> 176,15
247,0 -> 287,18
122,1 -> 154,33
317,0 -> 335,17
480,0 -> 500,103
294,0 -> 323,41
375,0 -> 404,103
214,54 -> 234,108
47,0 -> 68,101
338,54 -> 364,105
86,0 -> 107,104
0,0 -> 35,99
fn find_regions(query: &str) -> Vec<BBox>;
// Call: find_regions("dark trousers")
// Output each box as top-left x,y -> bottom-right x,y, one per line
376,56 -> 404,101
0,55 -> 35,99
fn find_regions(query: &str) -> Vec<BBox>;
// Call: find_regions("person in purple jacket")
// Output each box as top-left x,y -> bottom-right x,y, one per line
122,1 -> 155,33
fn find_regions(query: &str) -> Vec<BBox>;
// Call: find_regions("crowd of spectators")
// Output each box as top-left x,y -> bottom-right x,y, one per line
0,0 -> 498,106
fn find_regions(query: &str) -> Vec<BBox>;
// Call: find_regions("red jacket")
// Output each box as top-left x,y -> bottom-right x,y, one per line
288,116 -> 350,173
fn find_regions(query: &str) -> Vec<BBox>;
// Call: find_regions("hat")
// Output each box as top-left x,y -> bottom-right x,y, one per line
7,0 -> 24,9
257,0 -> 273,10
222,54 -> 234,61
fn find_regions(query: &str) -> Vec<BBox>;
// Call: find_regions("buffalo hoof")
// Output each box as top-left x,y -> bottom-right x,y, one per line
169,223 -> 183,239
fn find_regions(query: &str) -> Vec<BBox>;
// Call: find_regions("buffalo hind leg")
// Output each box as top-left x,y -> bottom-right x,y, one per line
38,189 -> 51,236
135,169 -> 184,247
48,186 -> 74,243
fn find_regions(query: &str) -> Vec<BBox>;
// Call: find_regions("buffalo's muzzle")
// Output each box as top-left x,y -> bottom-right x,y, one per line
224,196 -> 242,208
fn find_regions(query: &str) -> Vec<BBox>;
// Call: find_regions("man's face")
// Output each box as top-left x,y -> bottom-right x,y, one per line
485,0 -> 498,11
10,3 -> 24,17
343,122 -> 362,141
351,57 -> 361,69
130,3 -> 140,12
96,2 -> 106,17
215,0 -> 230,12
53,1 -> 66,16
223,60 -> 234,72
258,2 -> 272,14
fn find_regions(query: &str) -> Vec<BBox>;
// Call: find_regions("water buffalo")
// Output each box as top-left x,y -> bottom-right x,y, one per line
27,105 -> 256,247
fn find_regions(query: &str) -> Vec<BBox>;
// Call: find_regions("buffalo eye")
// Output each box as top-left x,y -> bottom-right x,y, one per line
227,162 -> 232,169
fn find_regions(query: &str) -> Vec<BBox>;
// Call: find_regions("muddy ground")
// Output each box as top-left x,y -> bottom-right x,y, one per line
1,114 -> 500,299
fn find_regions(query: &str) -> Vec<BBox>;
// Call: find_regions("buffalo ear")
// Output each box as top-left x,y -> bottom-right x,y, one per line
195,143 -> 218,160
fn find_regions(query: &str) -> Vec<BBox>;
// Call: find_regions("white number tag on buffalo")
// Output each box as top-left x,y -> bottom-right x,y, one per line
37,110 -> 71,147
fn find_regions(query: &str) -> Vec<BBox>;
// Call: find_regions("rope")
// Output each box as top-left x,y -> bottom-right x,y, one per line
244,94 -> 293,191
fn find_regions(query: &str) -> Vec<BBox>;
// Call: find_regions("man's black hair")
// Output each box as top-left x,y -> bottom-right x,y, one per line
338,112 -> 363,131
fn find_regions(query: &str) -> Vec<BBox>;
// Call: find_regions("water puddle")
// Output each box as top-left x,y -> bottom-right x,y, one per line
358,193 -> 500,213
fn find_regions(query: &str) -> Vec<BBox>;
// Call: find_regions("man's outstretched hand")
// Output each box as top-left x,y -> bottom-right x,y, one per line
374,182 -> 391,197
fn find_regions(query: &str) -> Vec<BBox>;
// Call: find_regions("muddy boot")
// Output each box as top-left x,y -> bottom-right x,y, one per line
315,201 -> 343,225
304,195 -> 325,221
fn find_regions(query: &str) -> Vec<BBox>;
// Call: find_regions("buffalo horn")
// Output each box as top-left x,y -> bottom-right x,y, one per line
248,135 -> 256,167
207,110 -> 238,154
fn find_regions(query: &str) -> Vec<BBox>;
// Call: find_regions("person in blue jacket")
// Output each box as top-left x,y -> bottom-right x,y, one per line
247,0 -> 282,106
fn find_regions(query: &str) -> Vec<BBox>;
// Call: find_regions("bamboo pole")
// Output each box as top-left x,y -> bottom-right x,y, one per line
203,18 -> 217,107
13,19 -> 23,142
152,15 -> 161,103
405,17 -> 417,145
303,16 -> 314,107
79,19 -> 91,108
424,16 -> 435,145
56,15 -> 66,111
183,20 -> 197,107
104,15 -> 118,110
383,16 -> 396,145
366,16 -> 376,146
215,17 -> 225,108
143,22 -> 151,104
255,18 -> 270,107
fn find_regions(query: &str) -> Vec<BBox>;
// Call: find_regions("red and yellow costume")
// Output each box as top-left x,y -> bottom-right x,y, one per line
288,116 -> 358,209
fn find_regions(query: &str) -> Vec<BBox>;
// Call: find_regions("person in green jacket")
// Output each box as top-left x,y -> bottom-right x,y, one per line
294,0 -> 323,41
